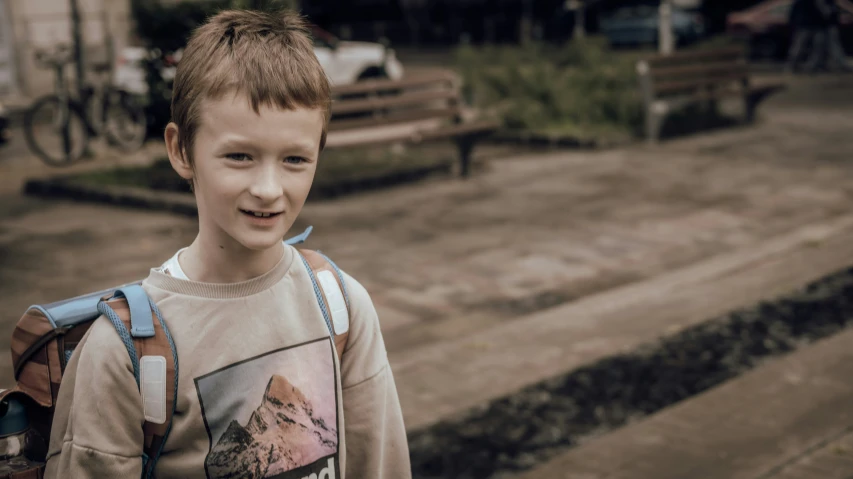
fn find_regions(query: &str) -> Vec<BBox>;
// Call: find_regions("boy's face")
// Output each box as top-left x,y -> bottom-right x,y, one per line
169,92 -> 324,253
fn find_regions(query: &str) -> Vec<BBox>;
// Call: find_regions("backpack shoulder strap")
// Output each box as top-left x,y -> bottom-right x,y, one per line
298,249 -> 351,364
98,285 -> 177,479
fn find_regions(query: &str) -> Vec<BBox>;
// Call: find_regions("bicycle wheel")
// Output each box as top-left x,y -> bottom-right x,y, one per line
103,89 -> 147,152
24,95 -> 89,167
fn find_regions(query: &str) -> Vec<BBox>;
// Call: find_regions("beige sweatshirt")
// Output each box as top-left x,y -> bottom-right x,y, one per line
44,244 -> 411,478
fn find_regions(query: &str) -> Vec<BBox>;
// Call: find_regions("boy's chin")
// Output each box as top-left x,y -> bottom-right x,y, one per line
235,233 -> 285,252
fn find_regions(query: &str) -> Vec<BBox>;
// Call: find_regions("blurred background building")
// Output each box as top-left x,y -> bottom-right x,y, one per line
0,0 -> 134,97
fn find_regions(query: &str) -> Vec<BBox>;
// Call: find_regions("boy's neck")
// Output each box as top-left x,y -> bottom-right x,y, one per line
179,235 -> 284,284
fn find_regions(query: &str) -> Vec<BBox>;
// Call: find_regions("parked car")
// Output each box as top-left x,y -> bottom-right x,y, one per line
600,5 -> 705,48
310,26 -> 404,85
113,26 -> 404,95
113,46 -> 153,96
727,0 -> 853,60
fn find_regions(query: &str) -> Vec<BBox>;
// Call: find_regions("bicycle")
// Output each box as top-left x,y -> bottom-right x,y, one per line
23,44 -> 147,167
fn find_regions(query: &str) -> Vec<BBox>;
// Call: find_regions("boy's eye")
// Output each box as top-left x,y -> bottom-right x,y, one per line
226,153 -> 250,162
284,156 -> 307,165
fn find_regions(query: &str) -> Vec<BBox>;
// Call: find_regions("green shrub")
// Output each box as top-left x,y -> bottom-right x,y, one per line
455,38 -> 644,142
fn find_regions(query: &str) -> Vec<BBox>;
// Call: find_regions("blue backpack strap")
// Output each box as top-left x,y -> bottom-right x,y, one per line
97,300 -> 142,388
284,225 -> 313,245
140,298 -> 179,479
97,287 -> 179,479
114,286 -> 155,338
299,252 -> 336,339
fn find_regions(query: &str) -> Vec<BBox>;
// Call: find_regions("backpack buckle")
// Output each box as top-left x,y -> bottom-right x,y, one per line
113,286 -> 155,338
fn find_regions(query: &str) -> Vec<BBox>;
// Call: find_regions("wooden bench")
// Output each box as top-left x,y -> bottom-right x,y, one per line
325,71 -> 498,177
636,46 -> 785,143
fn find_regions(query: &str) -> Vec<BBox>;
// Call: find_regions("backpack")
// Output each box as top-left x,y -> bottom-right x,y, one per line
0,227 -> 350,478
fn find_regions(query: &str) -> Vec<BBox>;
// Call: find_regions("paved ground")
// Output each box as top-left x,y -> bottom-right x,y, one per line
518,326 -> 853,479
1,72 -> 852,437
395,212 -> 853,431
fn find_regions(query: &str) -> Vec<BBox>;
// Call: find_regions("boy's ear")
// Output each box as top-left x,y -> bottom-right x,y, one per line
164,122 -> 194,181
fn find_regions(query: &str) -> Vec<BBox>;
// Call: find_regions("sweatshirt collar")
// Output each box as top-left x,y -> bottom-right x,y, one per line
145,245 -> 295,299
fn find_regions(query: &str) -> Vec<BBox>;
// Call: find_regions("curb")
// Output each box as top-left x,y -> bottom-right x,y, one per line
23,177 -> 199,216
307,161 -> 455,200
487,130 -> 634,149
21,161 -> 461,214
1,96 -> 31,128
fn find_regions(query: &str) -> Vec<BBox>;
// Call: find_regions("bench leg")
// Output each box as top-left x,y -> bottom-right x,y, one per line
744,94 -> 758,123
706,98 -> 720,119
645,110 -> 664,144
456,138 -> 475,178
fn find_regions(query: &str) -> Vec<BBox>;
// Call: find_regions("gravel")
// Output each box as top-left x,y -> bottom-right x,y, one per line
408,266 -> 853,478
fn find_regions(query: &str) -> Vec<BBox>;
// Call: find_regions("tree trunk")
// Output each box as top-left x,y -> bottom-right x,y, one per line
520,0 -> 533,45
574,1 -> 585,40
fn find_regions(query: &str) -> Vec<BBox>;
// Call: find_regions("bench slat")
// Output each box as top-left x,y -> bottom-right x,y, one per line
654,72 -> 750,96
329,107 -> 461,131
331,70 -> 456,97
649,61 -> 747,81
645,45 -> 745,67
332,89 -> 458,115
658,84 -> 768,106
326,119 -> 498,149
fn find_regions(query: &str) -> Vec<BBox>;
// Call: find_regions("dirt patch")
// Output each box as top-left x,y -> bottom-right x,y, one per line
56,144 -> 462,202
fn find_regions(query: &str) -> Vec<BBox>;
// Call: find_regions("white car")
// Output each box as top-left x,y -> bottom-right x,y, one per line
310,26 -> 404,86
114,26 -> 404,95
113,46 -> 151,96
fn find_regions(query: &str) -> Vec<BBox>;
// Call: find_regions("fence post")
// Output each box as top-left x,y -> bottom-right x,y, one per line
69,0 -> 85,94
659,0 -> 674,55
102,1 -> 115,78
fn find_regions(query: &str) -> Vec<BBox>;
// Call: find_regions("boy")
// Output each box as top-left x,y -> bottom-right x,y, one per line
44,9 -> 411,478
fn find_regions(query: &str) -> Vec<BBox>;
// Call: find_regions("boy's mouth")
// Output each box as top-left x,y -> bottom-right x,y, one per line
240,209 -> 282,218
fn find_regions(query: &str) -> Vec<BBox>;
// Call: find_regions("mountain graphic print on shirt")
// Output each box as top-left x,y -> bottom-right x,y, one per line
195,337 -> 340,479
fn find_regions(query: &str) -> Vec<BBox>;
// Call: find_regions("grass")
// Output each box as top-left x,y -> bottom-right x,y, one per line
69,144 -> 457,200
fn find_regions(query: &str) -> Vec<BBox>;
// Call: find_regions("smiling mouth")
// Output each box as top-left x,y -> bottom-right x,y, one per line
240,209 -> 283,218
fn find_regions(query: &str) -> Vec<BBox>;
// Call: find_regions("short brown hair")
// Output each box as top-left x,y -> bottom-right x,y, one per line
170,9 -> 331,164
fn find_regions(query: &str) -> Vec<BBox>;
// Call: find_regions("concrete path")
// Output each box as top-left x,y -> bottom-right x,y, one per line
517,326 -> 853,479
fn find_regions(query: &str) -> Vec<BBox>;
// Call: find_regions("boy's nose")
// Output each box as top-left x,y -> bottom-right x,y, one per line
248,167 -> 284,201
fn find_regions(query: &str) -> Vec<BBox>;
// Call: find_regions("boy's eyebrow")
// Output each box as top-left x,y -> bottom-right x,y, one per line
216,136 -> 317,156
216,136 -> 257,150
